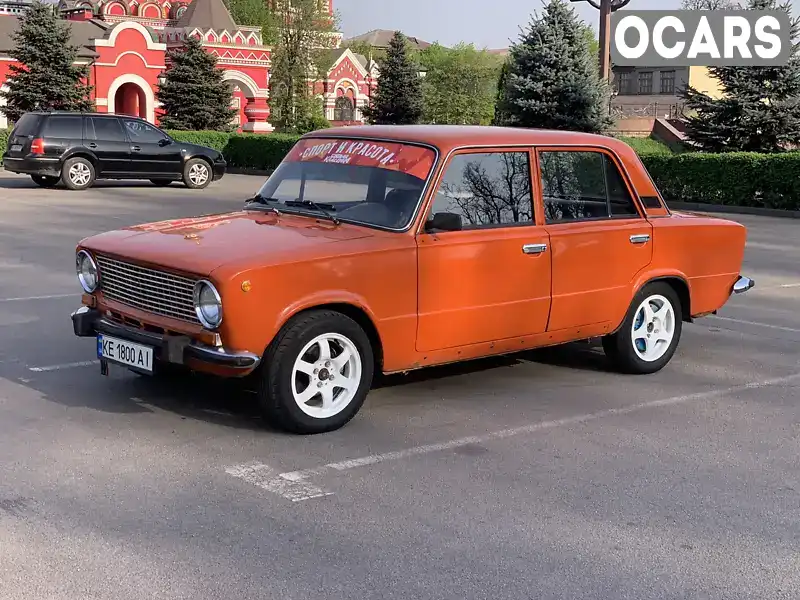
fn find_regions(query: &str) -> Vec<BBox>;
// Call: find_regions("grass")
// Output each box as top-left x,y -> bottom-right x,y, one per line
615,135 -> 676,155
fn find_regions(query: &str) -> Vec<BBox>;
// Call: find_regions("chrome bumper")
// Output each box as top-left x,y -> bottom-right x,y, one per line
732,275 -> 755,294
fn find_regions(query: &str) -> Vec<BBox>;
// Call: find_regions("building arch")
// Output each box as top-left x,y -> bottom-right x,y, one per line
221,70 -> 262,97
107,73 -> 155,123
94,20 -> 167,51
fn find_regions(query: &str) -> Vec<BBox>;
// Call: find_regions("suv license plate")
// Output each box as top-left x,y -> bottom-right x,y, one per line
97,334 -> 154,372
10,144 -> 22,152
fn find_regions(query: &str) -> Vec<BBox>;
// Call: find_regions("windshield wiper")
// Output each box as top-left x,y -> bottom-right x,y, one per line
284,199 -> 340,225
244,194 -> 281,215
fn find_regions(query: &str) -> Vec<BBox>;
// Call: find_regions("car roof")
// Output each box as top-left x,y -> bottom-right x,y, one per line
303,124 -> 635,154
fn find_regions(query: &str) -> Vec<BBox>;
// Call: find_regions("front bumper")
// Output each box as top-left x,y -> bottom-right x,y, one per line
212,161 -> 226,181
732,275 -> 755,294
71,306 -> 260,375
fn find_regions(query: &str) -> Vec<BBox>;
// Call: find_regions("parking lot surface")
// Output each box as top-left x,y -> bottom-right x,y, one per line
1,171 -> 798,600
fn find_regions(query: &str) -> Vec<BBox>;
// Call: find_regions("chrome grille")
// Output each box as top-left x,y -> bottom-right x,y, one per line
96,255 -> 200,324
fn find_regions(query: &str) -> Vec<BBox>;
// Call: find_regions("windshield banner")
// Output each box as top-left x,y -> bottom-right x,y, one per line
286,138 -> 436,180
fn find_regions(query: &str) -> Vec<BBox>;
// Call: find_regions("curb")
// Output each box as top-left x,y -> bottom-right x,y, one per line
667,201 -> 800,219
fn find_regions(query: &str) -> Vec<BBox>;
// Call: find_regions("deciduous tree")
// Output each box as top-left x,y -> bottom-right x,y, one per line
0,0 -> 93,123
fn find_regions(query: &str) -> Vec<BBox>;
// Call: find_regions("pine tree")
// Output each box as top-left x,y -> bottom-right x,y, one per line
156,36 -> 237,131
497,0 -> 613,133
680,0 -> 800,152
492,58 -> 511,125
0,0 -> 93,123
362,31 -> 423,125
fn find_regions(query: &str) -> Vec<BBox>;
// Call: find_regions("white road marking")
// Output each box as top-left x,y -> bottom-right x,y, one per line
0,293 -> 75,303
709,316 -> 800,333
228,372 -> 800,502
225,461 -> 333,502
29,360 -> 97,372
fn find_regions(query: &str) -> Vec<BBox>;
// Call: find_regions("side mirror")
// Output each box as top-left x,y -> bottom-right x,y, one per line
425,212 -> 462,233
158,138 -> 172,146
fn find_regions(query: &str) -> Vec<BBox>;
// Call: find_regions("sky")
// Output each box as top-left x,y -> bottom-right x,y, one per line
334,0 -> 800,49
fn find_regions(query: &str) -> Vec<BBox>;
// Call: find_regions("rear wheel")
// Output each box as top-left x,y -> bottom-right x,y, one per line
31,174 -> 59,188
182,158 -> 211,189
602,281 -> 683,374
61,157 -> 95,190
256,310 -> 374,434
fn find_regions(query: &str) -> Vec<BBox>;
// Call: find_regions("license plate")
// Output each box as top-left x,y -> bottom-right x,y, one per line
97,334 -> 153,372
10,144 -> 21,152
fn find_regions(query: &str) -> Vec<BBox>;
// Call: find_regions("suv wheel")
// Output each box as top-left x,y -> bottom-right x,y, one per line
61,157 -> 95,191
182,158 -> 211,189
31,174 -> 59,188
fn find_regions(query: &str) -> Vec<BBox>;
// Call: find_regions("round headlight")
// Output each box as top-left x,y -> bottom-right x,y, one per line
76,250 -> 99,293
193,280 -> 222,329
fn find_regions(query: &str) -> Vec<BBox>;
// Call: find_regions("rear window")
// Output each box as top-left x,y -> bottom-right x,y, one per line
12,113 -> 42,137
253,138 -> 438,230
41,115 -> 83,139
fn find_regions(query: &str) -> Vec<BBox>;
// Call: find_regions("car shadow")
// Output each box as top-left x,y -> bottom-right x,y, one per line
0,176 -> 184,190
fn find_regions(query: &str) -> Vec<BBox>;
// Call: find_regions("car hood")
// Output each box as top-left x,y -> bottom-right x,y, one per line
79,211 -> 376,277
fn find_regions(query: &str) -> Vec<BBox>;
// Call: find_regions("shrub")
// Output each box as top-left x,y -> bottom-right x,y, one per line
167,130 -> 231,152
221,132 -> 301,170
641,152 -> 800,211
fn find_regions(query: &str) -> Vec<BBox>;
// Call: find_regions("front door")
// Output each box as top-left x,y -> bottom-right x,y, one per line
121,118 -> 183,177
535,147 -> 654,331
85,116 -> 131,175
416,148 -> 552,352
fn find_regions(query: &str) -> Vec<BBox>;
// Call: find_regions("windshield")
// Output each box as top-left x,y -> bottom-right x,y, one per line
250,138 -> 437,230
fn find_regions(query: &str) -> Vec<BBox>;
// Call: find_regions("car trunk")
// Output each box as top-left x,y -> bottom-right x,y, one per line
5,113 -> 44,157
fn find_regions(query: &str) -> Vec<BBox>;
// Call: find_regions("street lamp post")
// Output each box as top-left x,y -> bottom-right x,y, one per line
571,0 -> 632,81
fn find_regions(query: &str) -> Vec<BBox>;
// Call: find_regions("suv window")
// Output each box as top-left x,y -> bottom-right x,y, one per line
122,119 -> 166,143
87,117 -> 126,142
427,151 -> 533,230
12,113 -> 42,137
538,150 -> 640,223
41,115 -> 83,139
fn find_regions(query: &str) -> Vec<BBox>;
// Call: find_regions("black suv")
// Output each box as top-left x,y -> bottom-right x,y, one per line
3,111 -> 226,190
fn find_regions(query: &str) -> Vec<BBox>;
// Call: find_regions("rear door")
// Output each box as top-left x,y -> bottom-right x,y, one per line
5,113 -> 44,158
121,118 -> 183,176
85,116 -> 131,175
535,146 -> 653,331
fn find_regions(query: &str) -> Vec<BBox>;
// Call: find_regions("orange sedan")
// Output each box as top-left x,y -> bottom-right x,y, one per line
70,125 -> 754,434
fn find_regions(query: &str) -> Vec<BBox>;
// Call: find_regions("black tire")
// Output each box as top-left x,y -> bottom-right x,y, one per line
150,179 -> 173,186
182,158 -> 212,189
602,281 -> 683,375
31,174 -> 59,188
256,310 -> 375,434
61,157 -> 95,191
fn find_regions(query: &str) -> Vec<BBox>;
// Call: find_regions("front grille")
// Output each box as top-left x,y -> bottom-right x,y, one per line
96,255 -> 200,325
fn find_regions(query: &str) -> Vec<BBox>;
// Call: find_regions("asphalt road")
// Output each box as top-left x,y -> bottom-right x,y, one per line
1,171 -> 798,600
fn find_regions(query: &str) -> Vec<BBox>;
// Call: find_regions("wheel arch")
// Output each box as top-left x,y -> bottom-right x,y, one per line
63,149 -> 99,168
272,302 -> 385,373
643,275 -> 692,323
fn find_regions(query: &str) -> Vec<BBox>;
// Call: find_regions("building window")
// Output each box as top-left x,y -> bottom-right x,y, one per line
660,70 -> 676,94
616,72 -> 633,95
334,96 -> 355,121
638,72 -> 653,95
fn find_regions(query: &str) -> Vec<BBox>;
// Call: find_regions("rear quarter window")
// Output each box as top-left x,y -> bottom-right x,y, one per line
11,113 -> 42,137
41,116 -> 84,139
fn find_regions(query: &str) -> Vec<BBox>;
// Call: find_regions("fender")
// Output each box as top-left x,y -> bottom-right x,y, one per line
607,268 -> 693,334
274,289 -> 384,340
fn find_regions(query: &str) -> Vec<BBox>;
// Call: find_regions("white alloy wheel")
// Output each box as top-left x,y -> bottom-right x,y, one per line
188,162 -> 209,186
630,293 -> 676,362
69,162 -> 92,187
291,332 -> 363,419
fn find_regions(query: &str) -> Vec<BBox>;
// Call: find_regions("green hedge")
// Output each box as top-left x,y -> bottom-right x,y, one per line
641,152 -> 800,211
1,127 -> 799,211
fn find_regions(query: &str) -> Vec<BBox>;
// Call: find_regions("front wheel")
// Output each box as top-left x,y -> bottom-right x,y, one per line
256,310 -> 374,434
182,158 -> 211,189
602,281 -> 683,374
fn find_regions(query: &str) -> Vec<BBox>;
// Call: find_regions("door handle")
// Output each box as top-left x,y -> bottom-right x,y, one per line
522,243 -> 547,255
132,146 -> 141,152
630,234 -> 650,244
88,142 -> 97,149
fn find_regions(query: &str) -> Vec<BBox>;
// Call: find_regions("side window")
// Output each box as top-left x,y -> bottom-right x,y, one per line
427,151 -> 533,230
89,117 -> 126,142
41,116 -> 83,139
123,119 -> 167,143
539,150 -> 640,223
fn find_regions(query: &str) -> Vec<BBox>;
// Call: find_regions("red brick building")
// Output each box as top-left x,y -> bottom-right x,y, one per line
0,0 -> 378,131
